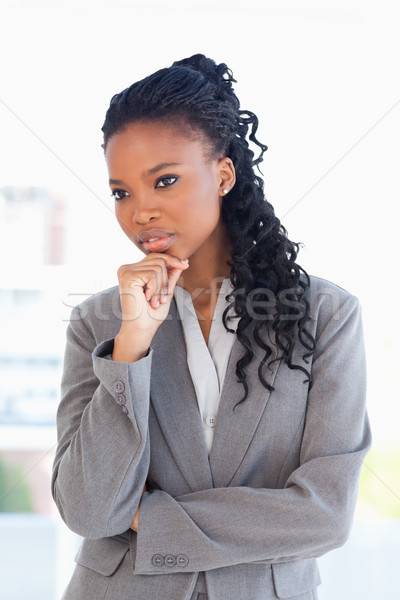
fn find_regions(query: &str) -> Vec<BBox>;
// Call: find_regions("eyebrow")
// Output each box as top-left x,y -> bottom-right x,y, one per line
109,163 -> 182,187
143,162 -> 182,177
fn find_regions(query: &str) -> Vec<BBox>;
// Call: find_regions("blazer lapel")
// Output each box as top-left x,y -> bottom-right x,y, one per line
209,334 -> 281,488
150,301 -> 214,492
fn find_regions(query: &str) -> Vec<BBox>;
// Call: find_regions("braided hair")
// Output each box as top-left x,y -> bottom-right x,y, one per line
102,54 -> 315,403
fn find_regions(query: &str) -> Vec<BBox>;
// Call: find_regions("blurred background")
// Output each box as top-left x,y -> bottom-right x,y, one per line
0,1 -> 399,598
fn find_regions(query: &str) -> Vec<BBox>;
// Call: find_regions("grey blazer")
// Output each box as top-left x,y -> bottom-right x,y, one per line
52,275 -> 371,600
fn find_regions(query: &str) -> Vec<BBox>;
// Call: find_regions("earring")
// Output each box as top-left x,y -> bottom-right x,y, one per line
223,189 -> 229,195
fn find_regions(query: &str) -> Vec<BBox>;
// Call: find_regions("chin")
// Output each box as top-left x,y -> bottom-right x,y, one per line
165,251 -> 187,261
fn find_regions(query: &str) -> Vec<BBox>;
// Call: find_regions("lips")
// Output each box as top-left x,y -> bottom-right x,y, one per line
138,229 -> 176,253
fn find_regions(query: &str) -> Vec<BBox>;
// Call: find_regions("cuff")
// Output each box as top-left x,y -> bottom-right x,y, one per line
92,339 -> 153,425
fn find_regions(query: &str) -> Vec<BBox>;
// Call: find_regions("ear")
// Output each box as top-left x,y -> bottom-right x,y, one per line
217,156 -> 236,197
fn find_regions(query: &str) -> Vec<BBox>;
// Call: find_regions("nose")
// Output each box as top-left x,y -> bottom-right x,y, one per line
132,194 -> 160,225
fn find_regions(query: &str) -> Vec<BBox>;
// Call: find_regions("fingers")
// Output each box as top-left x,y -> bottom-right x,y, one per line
118,254 -> 189,310
166,265 -> 187,296
144,255 -> 188,308
160,257 -> 189,305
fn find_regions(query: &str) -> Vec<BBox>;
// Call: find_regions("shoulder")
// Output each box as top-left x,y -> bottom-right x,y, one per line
68,285 -> 122,345
74,285 -> 121,318
305,275 -> 362,336
307,274 -> 359,307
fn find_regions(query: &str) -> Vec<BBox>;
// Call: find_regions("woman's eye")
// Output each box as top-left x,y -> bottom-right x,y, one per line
155,176 -> 178,188
111,189 -> 129,201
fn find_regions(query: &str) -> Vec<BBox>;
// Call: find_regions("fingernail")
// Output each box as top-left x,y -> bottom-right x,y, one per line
181,259 -> 189,265
160,295 -> 168,304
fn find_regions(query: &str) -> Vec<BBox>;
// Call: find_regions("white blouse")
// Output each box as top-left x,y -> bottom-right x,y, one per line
173,279 -> 238,453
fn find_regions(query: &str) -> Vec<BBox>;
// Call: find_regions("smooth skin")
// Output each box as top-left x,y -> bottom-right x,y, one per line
106,120 -> 236,359
104,120 -> 236,529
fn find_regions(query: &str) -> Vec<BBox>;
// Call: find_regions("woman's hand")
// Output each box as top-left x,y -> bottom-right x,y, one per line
112,253 -> 189,363
130,484 -> 146,532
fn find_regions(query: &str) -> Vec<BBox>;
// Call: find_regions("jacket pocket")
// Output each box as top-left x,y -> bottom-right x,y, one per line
75,536 -> 130,576
271,558 -> 321,599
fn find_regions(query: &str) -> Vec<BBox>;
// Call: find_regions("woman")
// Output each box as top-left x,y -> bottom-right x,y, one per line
52,54 -> 371,600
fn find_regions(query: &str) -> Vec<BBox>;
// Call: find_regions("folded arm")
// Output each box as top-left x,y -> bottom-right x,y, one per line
133,294 -> 371,573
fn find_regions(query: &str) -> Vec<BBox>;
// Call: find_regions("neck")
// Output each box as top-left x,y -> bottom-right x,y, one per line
179,260 -> 230,297
176,226 -> 232,344
177,228 -> 232,297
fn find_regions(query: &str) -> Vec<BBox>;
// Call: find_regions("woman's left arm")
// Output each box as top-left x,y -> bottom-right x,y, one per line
133,292 -> 372,573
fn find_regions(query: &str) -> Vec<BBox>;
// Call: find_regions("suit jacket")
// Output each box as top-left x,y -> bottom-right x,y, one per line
52,275 -> 371,600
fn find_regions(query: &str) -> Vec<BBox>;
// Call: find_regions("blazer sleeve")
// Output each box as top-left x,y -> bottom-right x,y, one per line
133,293 -> 372,574
51,304 -> 151,539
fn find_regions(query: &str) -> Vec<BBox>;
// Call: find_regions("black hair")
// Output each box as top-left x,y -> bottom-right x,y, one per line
102,54 -> 315,403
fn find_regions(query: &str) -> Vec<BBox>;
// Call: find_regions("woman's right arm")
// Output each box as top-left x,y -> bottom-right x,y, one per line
51,254 -> 188,539
51,302 -> 154,539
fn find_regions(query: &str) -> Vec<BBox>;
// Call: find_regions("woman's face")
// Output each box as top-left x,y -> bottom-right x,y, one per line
105,120 -> 235,263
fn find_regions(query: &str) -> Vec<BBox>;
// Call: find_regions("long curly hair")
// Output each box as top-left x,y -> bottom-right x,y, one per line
102,54 -> 315,403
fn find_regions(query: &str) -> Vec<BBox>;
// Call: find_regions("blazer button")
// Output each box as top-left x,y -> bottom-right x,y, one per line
205,414 -> 217,428
120,406 -> 129,415
151,554 -> 165,567
116,394 -> 126,405
177,554 -> 189,567
165,554 -> 177,567
113,380 -> 125,393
